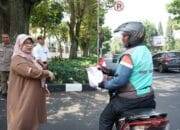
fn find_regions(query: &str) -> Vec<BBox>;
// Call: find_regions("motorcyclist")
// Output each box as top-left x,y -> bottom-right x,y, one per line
98,21 -> 156,130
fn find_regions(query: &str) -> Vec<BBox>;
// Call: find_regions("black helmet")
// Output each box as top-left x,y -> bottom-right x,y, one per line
114,21 -> 145,48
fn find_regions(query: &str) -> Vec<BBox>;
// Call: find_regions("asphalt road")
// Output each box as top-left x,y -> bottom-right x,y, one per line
0,71 -> 180,130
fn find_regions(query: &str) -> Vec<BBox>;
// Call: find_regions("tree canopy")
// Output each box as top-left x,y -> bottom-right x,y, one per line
143,20 -> 158,43
167,0 -> 180,29
30,0 -> 64,37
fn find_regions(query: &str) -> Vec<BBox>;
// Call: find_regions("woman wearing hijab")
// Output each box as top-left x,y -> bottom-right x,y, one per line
7,34 -> 54,130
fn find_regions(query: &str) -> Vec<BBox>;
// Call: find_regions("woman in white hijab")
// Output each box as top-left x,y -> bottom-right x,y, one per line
7,34 -> 54,130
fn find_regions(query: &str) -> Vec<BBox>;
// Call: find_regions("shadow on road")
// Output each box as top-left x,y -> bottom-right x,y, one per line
40,92 -> 108,130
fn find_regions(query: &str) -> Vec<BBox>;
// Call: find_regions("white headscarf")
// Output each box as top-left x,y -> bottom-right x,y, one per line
12,34 -> 34,61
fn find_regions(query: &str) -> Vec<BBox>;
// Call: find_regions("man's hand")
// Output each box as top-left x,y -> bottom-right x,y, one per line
98,82 -> 105,89
97,66 -> 110,75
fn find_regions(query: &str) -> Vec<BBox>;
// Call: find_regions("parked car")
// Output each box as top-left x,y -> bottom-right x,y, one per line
152,51 -> 180,72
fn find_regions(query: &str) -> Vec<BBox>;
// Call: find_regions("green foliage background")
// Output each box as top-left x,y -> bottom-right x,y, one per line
48,57 -> 97,84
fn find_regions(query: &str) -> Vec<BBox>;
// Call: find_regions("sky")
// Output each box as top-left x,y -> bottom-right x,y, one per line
104,0 -> 171,34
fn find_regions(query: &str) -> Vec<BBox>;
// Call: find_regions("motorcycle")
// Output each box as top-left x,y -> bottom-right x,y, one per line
117,108 -> 169,130
96,58 -> 169,130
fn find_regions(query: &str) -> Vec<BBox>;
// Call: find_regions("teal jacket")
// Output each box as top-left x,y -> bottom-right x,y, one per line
104,45 -> 153,96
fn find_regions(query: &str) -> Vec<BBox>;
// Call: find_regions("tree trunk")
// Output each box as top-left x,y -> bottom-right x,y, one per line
0,13 -> 3,37
68,0 -> 77,59
68,0 -> 87,59
9,0 -> 31,41
55,35 -> 63,58
69,17 -> 83,59
0,0 -> 10,35
0,0 -> 41,42
43,27 -> 47,38
82,45 -> 89,57
69,30 -> 78,58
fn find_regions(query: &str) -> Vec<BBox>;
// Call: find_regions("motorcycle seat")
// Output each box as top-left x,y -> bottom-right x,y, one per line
119,108 -> 167,121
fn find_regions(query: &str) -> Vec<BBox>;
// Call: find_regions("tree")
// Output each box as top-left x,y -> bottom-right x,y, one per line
167,0 -> 180,30
49,22 -> 69,58
63,0 -> 89,59
0,0 -> 42,41
110,37 -> 123,54
102,41 -> 111,55
78,0 -> 111,57
158,22 -> 164,35
79,25 -> 111,57
101,27 -> 112,55
78,0 -> 98,57
30,0 -> 68,58
143,20 -> 158,49
64,0 -> 112,59
166,0 -> 180,51
30,0 -> 63,37
166,17 -> 175,50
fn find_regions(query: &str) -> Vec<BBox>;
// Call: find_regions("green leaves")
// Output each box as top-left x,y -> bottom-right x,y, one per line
165,17 -> 175,50
30,0 -> 63,35
143,20 -> 158,43
48,57 -> 97,84
167,0 -> 180,30
158,22 -> 164,36
79,0 -> 112,57
167,0 -> 180,16
30,0 -> 113,58
142,20 -> 158,51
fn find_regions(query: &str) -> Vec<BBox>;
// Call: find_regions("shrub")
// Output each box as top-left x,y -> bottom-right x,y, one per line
48,57 -> 97,84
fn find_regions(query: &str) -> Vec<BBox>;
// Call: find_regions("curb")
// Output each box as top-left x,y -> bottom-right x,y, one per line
47,83 -> 97,92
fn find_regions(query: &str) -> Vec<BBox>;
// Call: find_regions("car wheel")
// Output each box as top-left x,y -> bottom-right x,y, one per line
153,67 -> 158,71
158,64 -> 164,73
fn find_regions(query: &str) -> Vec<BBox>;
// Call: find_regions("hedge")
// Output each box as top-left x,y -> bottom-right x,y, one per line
48,57 -> 97,84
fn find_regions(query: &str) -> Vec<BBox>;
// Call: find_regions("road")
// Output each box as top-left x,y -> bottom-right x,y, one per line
0,71 -> 180,130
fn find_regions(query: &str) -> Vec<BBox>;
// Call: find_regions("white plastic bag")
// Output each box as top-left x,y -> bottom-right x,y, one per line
86,66 -> 104,88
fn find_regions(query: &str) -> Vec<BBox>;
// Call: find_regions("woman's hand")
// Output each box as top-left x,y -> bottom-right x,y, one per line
44,84 -> 51,97
48,71 -> 55,80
